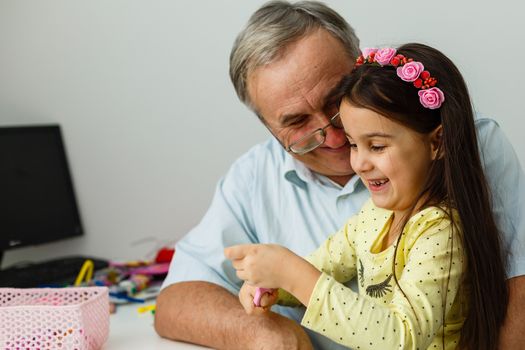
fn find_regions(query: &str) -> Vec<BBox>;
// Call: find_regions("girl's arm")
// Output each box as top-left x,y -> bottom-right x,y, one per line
224,243 -> 321,305
224,215 -> 359,306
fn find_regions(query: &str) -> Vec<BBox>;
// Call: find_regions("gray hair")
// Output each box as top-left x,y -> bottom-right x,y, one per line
229,1 -> 360,109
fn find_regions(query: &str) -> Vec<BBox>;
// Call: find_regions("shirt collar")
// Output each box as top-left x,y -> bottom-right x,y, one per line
282,152 -> 365,195
283,154 -> 312,189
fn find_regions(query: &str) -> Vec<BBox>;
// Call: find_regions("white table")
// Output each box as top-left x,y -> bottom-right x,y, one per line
103,302 -> 209,349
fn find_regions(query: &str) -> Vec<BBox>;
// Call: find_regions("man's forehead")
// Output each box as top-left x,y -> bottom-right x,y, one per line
251,70 -> 348,123
278,80 -> 345,124
246,30 -> 353,123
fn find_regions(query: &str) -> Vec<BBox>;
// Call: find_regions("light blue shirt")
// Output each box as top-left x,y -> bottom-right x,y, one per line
162,117 -> 525,350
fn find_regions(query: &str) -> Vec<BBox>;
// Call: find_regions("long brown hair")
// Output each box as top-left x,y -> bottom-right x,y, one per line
337,43 -> 508,350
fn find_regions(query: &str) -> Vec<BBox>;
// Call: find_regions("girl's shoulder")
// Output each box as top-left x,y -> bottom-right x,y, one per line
409,205 -> 454,223
402,205 -> 461,247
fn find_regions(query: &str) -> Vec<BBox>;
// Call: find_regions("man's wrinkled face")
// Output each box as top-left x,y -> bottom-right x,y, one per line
247,29 -> 355,186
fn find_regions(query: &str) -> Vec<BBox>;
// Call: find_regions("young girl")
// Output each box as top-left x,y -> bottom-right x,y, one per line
224,43 -> 508,350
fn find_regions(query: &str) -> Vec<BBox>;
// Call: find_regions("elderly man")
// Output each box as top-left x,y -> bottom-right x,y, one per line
155,1 -> 525,349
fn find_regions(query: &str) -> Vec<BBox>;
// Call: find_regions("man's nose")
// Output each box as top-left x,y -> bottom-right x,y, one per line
323,125 -> 347,149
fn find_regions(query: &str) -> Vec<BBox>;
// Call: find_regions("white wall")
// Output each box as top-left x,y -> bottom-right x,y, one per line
1,0 -> 524,267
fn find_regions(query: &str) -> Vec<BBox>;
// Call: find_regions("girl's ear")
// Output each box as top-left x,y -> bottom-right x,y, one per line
430,125 -> 443,160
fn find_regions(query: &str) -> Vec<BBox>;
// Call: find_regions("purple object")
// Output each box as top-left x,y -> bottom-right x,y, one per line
253,287 -> 274,307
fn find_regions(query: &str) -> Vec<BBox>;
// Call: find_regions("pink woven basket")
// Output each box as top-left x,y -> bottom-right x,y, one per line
0,287 -> 109,350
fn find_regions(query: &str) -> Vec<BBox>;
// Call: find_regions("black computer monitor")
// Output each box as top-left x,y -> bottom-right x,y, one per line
0,125 -> 83,262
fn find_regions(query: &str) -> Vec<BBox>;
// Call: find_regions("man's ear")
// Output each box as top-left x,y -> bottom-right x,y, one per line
430,125 -> 443,160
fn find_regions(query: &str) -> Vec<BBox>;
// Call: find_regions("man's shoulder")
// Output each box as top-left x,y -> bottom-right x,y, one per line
236,137 -> 285,162
226,138 -> 286,181
473,114 -> 508,152
474,114 -> 500,130
473,114 -> 520,162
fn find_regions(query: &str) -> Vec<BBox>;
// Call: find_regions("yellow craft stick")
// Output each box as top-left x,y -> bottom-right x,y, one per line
74,259 -> 94,286
137,304 -> 156,314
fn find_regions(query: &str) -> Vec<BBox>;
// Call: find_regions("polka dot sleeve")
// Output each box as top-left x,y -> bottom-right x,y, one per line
276,215 -> 359,307
304,214 -> 359,283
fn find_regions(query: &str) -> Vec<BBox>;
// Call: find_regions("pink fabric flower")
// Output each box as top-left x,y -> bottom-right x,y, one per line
396,61 -> 425,82
418,87 -> 445,109
375,48 -> 397,66
362,48 -> 378,58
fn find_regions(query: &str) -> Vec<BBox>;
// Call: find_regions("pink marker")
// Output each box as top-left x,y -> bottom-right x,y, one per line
253,287 -> 275,307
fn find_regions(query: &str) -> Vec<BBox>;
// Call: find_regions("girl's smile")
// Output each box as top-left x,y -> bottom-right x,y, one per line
366,178 -> 390,192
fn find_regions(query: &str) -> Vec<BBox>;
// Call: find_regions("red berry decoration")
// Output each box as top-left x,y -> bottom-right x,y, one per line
390,57 -> 400,66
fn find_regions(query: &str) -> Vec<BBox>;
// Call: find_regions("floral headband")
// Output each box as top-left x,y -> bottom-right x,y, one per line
354,47 -> 445,109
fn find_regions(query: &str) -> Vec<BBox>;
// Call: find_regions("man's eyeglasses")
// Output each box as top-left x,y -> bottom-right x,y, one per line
286,112 -> 344,155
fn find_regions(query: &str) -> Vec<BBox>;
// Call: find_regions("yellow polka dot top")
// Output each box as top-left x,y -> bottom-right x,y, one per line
280,199 -> 467,350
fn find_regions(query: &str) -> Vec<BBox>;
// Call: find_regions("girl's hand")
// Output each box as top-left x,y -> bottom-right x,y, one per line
225,243 -> 321,306
239,283 -> 278,314
253,287 -> 278,308
224,244 -> 294,288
